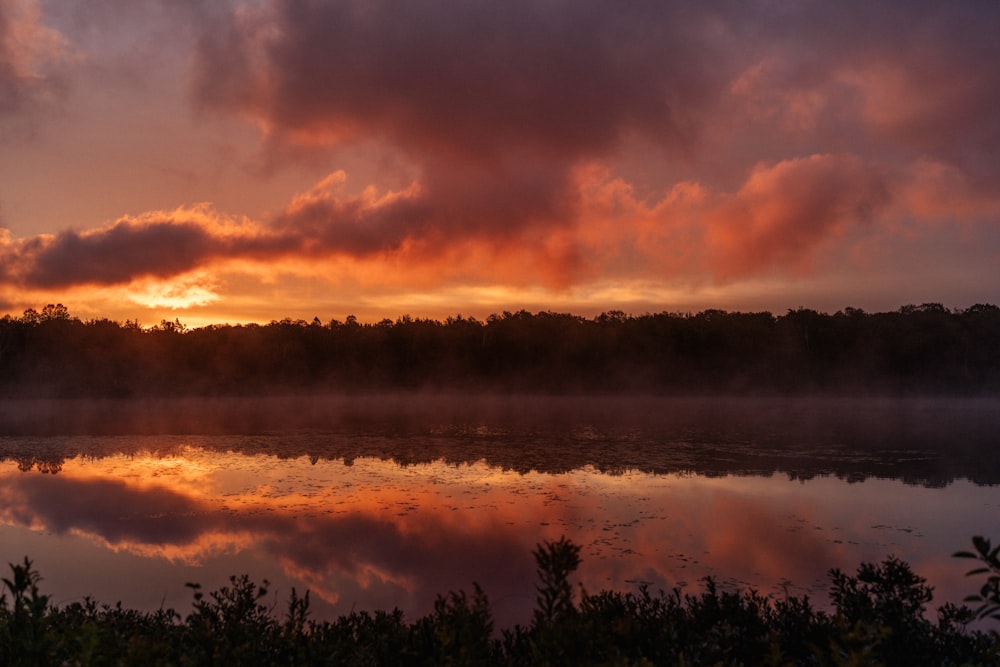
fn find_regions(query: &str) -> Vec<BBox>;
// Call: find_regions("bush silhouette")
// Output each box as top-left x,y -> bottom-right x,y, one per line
3,539 -> 1000,665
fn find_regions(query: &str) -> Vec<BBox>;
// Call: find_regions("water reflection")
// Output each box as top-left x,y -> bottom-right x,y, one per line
2,396 -> 998,486
1,396 -> 998,626
1,441 -> 996,627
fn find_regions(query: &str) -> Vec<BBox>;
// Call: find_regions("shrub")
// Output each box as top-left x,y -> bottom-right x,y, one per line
2,540 -> 999,665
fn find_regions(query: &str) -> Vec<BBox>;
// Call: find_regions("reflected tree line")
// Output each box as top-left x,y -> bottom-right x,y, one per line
1,303 -> 999,397
2,392 -> 999,486
5,440 -> 999,488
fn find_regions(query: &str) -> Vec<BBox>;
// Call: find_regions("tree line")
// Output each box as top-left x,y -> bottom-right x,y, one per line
1,303 -> 998,397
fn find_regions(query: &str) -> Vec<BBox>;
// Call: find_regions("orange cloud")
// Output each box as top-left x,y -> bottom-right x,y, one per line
704,155 -> 887,281
2,145 -> 993,319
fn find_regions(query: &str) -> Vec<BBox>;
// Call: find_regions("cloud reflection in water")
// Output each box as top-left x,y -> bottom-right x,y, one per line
1,440 -> 992,628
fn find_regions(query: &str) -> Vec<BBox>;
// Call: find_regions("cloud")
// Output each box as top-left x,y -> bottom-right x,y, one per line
185,0 -> 741,285
21,220 -> 225,288
4,206 -> 285,289
0,0 -> 70,120
189,0 -> 1000,180
185,0 -> 999,285
704,155 -> 888,280
2,1 -> 999,307
0,167 -> 588,292
273,160 -> 579,263
736,1 -> 1000,187
894,159 -> 1000,224
192,1 -> 733,164
0,155 -> 947,297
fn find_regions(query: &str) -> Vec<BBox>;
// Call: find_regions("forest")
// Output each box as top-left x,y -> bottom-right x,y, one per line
1,303 -> 999,397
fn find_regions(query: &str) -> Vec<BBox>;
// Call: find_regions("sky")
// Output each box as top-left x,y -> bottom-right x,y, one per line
1,0 -> 998,326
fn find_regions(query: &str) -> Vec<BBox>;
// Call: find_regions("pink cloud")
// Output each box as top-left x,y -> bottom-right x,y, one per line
0,0 -> 70,119
704,155 -> 888,281
894,159 -> 1000,224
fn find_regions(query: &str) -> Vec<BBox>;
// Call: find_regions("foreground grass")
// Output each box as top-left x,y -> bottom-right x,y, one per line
3,538 -> 999,666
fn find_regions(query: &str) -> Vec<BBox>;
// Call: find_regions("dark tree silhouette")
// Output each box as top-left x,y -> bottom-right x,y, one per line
1,304 -> 999,397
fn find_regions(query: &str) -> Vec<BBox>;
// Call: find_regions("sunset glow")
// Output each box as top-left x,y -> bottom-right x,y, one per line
1,1 -> 997,324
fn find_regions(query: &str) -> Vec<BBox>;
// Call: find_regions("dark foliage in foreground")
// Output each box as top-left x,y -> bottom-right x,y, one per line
955,536 -> 1000,623
2,538 -> 999,666
2,303 -> 1000,397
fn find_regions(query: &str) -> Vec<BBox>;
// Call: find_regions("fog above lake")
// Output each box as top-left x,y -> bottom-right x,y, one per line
2,395 -> 997,487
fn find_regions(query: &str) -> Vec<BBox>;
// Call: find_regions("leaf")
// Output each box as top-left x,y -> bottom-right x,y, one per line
953,551 -> 978,559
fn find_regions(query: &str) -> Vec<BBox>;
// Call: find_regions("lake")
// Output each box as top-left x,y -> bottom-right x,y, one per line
1,395 -> 997,629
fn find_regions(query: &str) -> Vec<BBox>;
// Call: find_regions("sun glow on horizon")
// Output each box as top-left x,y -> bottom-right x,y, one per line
123,277 -> 222,310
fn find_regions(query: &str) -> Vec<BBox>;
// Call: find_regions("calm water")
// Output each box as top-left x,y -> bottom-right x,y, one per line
1,396 -> 998,628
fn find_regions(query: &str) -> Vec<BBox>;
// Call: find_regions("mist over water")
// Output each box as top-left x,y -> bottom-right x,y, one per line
0,395 -> 997,627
